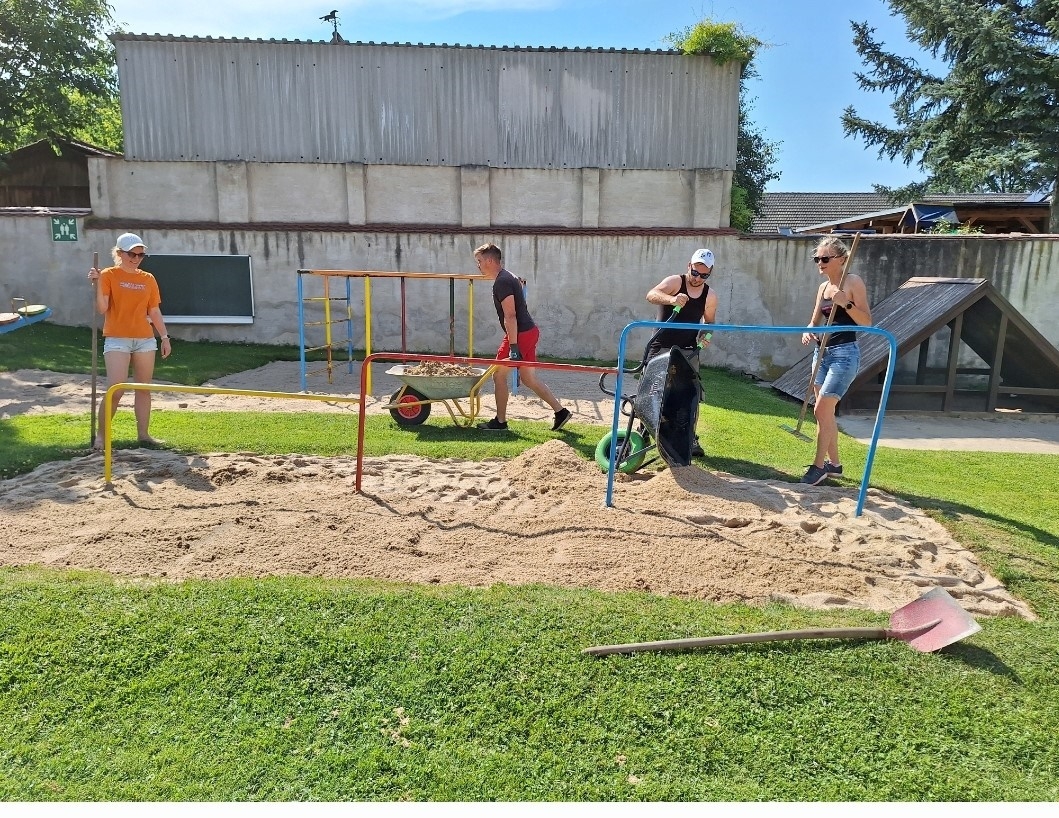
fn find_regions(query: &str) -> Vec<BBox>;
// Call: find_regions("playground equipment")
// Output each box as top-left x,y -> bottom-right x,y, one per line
295,269 -> 487,394
0,297 -> 52,334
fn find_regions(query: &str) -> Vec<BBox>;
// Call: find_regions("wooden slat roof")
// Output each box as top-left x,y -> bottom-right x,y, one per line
772,277 -> 1059,410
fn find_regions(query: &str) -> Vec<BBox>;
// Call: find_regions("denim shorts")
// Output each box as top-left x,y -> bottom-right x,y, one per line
104,336 -> 157,354
813,342 -> 860,400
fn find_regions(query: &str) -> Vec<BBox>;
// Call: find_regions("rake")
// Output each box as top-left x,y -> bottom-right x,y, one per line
781,232 -> 862,442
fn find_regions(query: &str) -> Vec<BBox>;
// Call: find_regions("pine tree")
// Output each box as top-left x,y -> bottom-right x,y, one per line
842,0 -> 1059,231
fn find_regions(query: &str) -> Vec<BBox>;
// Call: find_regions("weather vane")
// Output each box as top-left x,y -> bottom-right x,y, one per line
320,9 -> 344,43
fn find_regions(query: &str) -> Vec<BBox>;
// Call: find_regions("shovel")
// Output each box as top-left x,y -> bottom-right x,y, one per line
583,587 -> 980,657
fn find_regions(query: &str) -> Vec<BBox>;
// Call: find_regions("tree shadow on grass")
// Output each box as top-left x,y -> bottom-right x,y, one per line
894,491 -> 1058,552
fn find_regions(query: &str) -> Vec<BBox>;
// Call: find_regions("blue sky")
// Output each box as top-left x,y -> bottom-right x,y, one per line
106,0 -> 939,193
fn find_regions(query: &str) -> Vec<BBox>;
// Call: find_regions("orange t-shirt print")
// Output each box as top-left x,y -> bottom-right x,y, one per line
99,266 -> 162,338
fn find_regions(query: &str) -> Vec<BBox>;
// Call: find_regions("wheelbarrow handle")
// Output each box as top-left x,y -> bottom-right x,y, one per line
599,306 -> 685,396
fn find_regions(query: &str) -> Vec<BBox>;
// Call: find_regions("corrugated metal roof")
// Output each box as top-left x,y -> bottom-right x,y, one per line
111,36 -> 740,170
111,33 -> 682,53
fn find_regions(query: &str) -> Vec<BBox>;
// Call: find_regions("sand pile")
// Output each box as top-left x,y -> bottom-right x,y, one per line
0,439 -> 1034,620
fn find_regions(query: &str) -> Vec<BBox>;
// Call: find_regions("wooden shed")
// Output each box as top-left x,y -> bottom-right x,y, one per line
0,138 -> 119,208
772,277 -> 1059,414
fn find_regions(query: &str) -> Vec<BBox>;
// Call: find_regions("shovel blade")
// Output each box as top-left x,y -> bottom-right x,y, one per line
888,587 -> 981,652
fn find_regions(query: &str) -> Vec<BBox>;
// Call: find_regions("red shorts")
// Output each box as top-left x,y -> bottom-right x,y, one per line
497,326 -> 540,361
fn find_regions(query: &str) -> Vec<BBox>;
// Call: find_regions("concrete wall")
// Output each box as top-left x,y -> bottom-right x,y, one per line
88,158 -> 733,230
5,214 -> 1057,380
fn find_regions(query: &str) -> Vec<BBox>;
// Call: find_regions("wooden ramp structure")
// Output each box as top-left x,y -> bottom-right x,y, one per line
772,277 -> 1059,414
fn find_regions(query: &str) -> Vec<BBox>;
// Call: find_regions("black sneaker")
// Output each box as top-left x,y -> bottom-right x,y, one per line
477,417 -> 508,431
551,407 -> 572,432
800,464 -> 829,485
692,439 -> 705,457
824,461 -> 843,476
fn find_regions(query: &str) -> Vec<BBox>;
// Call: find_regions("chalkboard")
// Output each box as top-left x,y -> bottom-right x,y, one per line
142,254 -> 254,324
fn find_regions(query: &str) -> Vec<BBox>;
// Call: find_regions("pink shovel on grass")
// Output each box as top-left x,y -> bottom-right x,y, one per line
583,587 -> 981,657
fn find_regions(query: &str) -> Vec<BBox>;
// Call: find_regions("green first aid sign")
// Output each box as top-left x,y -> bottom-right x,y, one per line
51,217 -> 78,241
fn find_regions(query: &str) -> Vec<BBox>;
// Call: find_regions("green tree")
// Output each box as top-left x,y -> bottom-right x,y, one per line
842,0 -> 1059,230
665,20 -> 780,231
0,0 -> 120,153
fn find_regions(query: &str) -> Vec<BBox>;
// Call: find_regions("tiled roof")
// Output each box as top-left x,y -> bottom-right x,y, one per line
751,191 -> 1037,234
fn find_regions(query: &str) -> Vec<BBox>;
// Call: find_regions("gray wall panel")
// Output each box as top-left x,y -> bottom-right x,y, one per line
114,37 -> 739,171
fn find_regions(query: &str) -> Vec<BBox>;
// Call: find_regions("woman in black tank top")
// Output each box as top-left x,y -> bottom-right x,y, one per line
798,237 -> 873,486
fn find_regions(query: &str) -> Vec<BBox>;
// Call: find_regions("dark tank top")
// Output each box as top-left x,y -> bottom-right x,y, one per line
819,297 -> 858,347
645,276 -> 710,359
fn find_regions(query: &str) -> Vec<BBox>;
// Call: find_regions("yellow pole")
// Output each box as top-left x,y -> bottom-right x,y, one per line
467,279 -> 474,357
364,277 -> 373,393
323,275 -> 333,383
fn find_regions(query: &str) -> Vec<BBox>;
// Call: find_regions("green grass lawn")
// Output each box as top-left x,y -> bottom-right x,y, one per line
1,324 -> 1057,801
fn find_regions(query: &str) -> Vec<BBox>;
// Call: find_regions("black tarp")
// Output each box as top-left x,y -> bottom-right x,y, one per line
632,346 -> 701,467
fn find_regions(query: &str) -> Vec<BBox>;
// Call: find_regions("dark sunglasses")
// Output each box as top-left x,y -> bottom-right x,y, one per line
689,269 -> 711,278
813,255 -> 843,264
124,250 -> 147,258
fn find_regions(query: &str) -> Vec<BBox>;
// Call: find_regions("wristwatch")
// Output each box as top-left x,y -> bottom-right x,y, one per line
844,301 -> 854,310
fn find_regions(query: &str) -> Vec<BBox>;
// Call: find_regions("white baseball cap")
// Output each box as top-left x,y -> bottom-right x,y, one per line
116,232 -> 147,252
690,248 -> 715,268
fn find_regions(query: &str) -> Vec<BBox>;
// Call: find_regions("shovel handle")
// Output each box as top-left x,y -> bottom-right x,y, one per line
583,626 -> 893,656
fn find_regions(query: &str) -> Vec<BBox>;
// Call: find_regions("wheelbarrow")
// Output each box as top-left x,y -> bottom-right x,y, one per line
595,310 -> 705,473
384,363 -> 499,427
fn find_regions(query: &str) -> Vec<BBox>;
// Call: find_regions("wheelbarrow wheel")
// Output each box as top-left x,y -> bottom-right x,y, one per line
594,429 -> 648,474
389,388 -> 431,426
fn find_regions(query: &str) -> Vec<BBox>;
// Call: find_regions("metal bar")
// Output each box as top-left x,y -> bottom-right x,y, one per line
297,272 -> 307,392
300,269 -> 484,280
364,277 -> 373,394
449,278 -> 456,357
400,276 -> 407,352
345,276 -> 354,376
467,279 -> 474,357
323,275 -> 333,383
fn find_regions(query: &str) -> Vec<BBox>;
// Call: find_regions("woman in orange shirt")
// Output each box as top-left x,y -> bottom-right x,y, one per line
87,233 -> 172,450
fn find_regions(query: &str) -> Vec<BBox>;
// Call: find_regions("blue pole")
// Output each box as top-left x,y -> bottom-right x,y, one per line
604,322 -> 898,518
297,272 -> 307,393
345,276 -> 354,375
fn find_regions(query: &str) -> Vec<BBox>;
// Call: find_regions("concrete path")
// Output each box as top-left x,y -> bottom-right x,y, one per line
836,412 -> 1059,455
